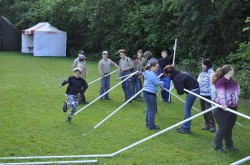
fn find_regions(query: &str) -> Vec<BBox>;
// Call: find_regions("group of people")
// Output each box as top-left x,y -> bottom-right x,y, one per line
59,49 -> 240,153
146,57 -> 240,153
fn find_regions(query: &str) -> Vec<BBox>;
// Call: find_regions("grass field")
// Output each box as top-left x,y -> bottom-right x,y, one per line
0,52 -> 249,165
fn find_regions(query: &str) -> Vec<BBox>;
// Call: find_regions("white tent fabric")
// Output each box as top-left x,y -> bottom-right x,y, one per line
21,22 -> 67,57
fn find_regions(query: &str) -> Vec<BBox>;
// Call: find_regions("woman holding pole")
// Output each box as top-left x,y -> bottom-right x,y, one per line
143,58 -> 164,130
212,65 -> 240,153
197,59 -> 216,132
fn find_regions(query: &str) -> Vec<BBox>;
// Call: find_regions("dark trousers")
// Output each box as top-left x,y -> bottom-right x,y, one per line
79,86 -> 88,103
160,76 -> 171,102
130,75 -> 142,98
121,70 -> 131,101
214,107 -> 237,149
200,95 -> 216,128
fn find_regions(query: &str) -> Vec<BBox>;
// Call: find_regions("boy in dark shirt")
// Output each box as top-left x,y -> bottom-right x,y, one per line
59,67 -> 88,122
158,50 -> 173,102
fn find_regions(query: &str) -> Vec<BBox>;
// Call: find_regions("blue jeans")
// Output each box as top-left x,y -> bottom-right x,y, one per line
160,76 -> 171,102
182,88 -> 200,130
130,75 -> 142,98
121,70 -> 132,101
144,91 -> 157,129
99,75 -> 110,99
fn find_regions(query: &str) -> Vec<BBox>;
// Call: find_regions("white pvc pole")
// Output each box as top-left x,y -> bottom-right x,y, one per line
164,88 -> 200,112
112,105 -> 218,156
0,154 -> 113,160
172,39 -> 177,66
74,71 -> 139,115
230,156 -> 250,165
88,69 -> 118,85
184,88 -> 250,120
168,39 -> 177,102
94,88 -> 145,129
94,73 -> 164,128
0,160 -> 98,165
116,71 -> 140,80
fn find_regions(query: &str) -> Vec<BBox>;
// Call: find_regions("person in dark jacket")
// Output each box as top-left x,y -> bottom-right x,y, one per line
158,50 -> 173,103
59,67 -> 88,122
164,65 -> 200,134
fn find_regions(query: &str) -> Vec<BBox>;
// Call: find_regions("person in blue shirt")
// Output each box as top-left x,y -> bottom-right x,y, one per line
143,57 -> 164,130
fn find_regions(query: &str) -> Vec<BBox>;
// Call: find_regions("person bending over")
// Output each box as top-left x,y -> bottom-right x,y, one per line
164,65 -> 200,134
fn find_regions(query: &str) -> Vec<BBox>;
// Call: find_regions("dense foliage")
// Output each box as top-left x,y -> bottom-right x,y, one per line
0,0 -> 249,99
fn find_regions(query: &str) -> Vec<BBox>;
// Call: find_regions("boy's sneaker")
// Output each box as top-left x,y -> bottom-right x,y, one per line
149,125 -> 160,130
63,102 -> 68,112
215,148 -> 227,153
210,127 -> 216,132
226,146 -> 239,151
177,128 -> 191,134
82,101 -> 89,104
201,126 -> 210,130
176,127 -> 182,131
66,115 -> 72,122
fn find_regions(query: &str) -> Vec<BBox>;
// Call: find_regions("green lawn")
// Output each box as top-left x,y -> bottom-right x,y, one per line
0,52 -> 249,165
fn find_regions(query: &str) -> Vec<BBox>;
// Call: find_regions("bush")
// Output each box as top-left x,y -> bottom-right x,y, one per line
177,53 -> 201,77
227,42 -> 250,101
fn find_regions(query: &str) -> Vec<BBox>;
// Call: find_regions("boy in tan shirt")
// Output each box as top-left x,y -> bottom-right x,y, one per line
98,51 -> 118,100
117,49 -> 134,102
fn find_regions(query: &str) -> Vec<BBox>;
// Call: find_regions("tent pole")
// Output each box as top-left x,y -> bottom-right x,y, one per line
112,105 -> 218,156
74,71 -> 139,115
89,69 -> 118,85
94,73 -> 163,128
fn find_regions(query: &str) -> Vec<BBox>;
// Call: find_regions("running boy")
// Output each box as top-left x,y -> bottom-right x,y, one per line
59,67 -> 88,122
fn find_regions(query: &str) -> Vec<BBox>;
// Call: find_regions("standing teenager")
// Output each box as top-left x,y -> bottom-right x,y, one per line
212,65 -> 240,153
72,50 -> 88,104
158,50 -> 173,103
98,51 -> 118,100
117,49 -> 134,102
197,59 -> 216,132
144,59 -> 164,130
